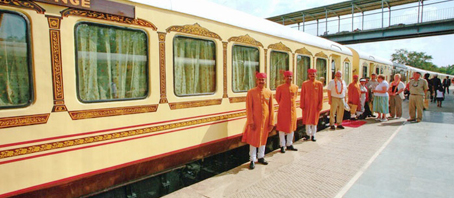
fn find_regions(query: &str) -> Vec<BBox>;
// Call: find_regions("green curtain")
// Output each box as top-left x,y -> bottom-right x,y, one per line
174,37 -> 216,96
232,45 -> 259,92
296,55 -> 310,86
0,13 -> 30,107
270,51 -> 289,90
316,58 -> 327,86
76,24 -> 147,102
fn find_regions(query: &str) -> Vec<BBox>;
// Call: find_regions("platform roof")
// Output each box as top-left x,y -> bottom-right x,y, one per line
266,0 -> 420,25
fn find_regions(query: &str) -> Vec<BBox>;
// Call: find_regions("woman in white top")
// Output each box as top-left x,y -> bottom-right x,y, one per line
373,74 -> 389,121
388,74 -> 406,119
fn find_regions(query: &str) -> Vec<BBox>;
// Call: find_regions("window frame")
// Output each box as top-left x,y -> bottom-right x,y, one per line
0,10 -> 34,109
269,50 -> 290,90
74,22 -> 150,103
296,54 -> 311,86
315,57 -> 328,86
344,61 -> 351,85
231,44 -> 260,93
172,35 -> 217,97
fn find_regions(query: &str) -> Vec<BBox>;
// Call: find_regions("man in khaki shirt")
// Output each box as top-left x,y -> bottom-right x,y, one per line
408,72 -> 429,122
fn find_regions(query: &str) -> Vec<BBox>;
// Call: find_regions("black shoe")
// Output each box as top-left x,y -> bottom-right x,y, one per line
280,146 -> 285,153
371,115 -> 376,117
337,125 -> 345,129
407,119 -> 416,122
311,136 -> 317,142
258,158 -> 268,165
330,125 -> 335,130
287,145 -> 298,151
350,118 -> 357,121
249,161 -> 255,169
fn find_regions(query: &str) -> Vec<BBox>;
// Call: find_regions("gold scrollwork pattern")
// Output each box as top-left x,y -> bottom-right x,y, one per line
69,105 -> 159,120
228,34 -> 263,48
0,114 -> 50,129
0,0 -> 45,13
169,99 -> 223,110
61,9 -> 157,30
223,42 -> 228,98
158,32 -> 168,103
295,47 -> 313,56
47,16 -> 61,29
264,49 -> 268,74
315,51 -> 328,59
166,23 -> 221,40
229,97 -> 246,103
0,112 -> 246,160
268,42 -> 291,52
344,57 -> 351,62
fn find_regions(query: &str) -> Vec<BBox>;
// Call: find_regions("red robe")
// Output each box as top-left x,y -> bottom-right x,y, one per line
242,87 -> 275,147
275,83 -> 298,133
300,80 -> 324,125
348,82 -> 361,111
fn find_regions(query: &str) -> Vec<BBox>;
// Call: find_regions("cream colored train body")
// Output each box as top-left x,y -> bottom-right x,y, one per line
0,0 -> 452,197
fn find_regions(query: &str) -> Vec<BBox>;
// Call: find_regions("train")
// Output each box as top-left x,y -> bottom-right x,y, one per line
1,0 -> 453,197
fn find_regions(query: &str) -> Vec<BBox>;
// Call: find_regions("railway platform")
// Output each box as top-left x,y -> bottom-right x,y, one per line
164,88 -> 454,198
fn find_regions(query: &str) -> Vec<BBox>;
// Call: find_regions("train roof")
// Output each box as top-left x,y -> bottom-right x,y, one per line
352,48 -> 393,65
128,0 -> 353,56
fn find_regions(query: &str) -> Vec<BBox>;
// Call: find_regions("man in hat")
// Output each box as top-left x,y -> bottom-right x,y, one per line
275,71 -> 299,153
327,71 -> 347,129
242,73 -> 275,169
358,78 -> 370,119
300,69 -> 324,141
407,72 -> 428,122
347,75 -> 361,120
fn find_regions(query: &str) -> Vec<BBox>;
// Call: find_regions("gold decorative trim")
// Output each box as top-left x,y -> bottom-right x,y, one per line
0,114 -> 50,129
158,32 -> 168,103
228,34 -> 263,48
48,16 -> 68,112
295,47 -> 313,56
344,58 -> 351,62
0,0 -> 45,14
61,9 -> 157,30
166,23 -> 221,40
169,99 -> 222,110
69,105 -> 158,120
223,42 -> 228,98
315,51 -> 328,59
268,42 -> 291,52
229,97 -> 246,103
264,49 -> 268,74
0,112 -> 246,160
292,53 -> 296,83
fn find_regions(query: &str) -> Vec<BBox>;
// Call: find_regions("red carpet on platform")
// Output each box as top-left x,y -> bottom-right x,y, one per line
342,120 -> 367,128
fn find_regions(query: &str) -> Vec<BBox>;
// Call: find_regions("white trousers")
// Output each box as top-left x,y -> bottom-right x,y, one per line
278,131 -> 294,147
249,145 -> 266,162
306,125 -> 317,138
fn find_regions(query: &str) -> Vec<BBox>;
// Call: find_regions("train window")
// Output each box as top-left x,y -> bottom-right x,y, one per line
232,45 -> 259,92
316,58 -> 327,86
173,36 -> 216,96
0,11 -> 32,109
75,23 -> 148,102
270,51 -> 289,90
344,62 -> 351,84
331,60 -> 336,79
296,55 -> 310,86
375,66 -> 380,74
362,64 -> 368,78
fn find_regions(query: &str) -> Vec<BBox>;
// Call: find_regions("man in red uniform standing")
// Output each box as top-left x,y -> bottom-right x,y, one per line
347,75 -> 361,120
276,71 -> 299,153
300,69 -> 324,141
242,73 -> 275,169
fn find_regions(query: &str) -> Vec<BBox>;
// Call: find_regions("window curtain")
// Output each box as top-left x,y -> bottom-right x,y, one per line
232,46 -> 259,92
174,37 -> 216,96
296,55 -> 310,86
270,51 -> 289,90
316,58 -> 327,86
0,13 -> 30,107
77,24 -> 147,102
344,62 -> 350,84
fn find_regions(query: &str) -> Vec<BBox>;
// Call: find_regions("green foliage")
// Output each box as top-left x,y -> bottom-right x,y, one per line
391,49 -> 454,74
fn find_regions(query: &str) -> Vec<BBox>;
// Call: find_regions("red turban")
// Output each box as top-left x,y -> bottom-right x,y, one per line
256,72 -> 267,79
283,71 -> 293,77
307,69 -> 317,74
353,75 -> 359,78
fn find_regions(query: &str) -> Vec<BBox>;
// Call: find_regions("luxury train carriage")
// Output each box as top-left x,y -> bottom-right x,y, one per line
0,0 -> 450,197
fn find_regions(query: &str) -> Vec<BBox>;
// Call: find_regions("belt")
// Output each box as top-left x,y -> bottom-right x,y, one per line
410,94 -> 423,96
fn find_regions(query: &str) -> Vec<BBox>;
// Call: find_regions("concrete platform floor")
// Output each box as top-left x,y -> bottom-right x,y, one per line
164,88 -> 454,198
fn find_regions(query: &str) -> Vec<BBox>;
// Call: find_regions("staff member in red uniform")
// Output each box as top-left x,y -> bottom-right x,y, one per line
347,75 -> 361,120
242,73 -> 275,169
276,71 -> 298,153
300,69 -> 324,141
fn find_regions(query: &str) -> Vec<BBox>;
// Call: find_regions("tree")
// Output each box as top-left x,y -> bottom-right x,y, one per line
391,49 -> 436,71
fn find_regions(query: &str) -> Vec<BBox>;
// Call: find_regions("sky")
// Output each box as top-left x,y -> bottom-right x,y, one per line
204,0 -> 454,67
